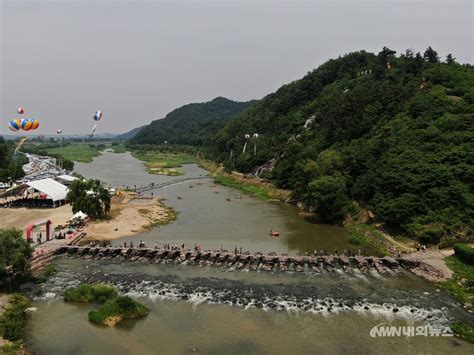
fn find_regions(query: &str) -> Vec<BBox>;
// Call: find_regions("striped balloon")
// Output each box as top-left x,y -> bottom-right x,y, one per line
21,118 -> 33,131
8,119 -> 21,131
31,118 -> 39,130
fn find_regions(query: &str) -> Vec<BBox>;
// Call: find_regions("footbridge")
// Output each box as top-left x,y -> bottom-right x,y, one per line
133,176 -> 212,193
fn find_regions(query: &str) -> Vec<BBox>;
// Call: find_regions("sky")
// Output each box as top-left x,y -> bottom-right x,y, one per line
1,0 -> 472,135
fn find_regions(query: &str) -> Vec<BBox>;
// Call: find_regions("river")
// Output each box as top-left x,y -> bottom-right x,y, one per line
74,151 -> 366,255
25,151 -> 474,354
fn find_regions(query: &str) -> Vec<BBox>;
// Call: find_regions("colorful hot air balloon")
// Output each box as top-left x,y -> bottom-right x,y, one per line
31,118 -> 39,130
93,111 -> 103,121
9,119 -> 21,131
17,107 -> 25,115
21,118 -> 33,131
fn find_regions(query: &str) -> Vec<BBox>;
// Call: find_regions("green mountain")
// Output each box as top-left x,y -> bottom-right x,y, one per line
210,48 -> 473,241
131,97 -> 255,146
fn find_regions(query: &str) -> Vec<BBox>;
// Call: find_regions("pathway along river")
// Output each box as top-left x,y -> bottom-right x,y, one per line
26,151 -> 473,354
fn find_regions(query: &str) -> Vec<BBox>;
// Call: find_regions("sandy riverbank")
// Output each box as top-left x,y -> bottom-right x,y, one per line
0,204 -> 73,235
82,193 -> 176,242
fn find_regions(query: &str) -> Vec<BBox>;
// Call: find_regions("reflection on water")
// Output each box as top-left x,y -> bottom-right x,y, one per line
75,151 -> 374,255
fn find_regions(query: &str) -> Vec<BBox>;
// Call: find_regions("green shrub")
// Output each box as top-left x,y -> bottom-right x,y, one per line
451,322 -> 474,343
349,234 -> 366,246
64,284 -> 117,303
0,294 -> 30,341
454,244 -> 474,264
88,296 -> 149,325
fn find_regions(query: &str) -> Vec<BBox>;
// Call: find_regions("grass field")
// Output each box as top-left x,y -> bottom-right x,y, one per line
213,175 -> 271,200
439,256 -> 474,304
41,142 -> 105,163
130,150 -> 197,168
128,149 -> 196,175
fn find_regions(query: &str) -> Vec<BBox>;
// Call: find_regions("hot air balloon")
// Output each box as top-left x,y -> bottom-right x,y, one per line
21,118 -> 33,131
57,129 -> 62,134
9,119 -> 21,131
245,134 -> 250,140
17,107 -> 25,115
31,118 -> 40,130
253,133 -> 259,139
93,111 -> 103,121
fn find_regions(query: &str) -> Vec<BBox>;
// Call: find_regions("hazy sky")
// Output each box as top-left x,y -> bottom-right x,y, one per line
1,0 -> 472,135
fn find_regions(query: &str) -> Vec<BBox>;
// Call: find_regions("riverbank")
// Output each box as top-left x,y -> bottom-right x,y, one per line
199,160 -> 291,202
82,192 -> 176,242
0,294 -> 30,354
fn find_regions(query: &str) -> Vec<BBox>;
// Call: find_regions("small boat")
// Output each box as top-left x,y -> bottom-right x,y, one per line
226,198 -> 231,202
269,230 -> 280,237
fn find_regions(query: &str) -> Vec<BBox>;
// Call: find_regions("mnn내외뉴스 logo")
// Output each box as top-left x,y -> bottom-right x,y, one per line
370,323 -> 454,338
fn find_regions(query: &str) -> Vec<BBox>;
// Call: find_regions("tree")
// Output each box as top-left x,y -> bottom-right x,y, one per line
67,179 -> 111,219
445,54 -> 456,65
0,229 -> 32,290
305,175 -> 350,223
423,46 -> 440,63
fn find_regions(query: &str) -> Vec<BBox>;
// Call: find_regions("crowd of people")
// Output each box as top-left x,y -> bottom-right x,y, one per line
1,196 -> 55,209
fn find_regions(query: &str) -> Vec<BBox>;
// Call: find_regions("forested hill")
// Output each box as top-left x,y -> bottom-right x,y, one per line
210,48 -> 474,242
130,97 -> 255,145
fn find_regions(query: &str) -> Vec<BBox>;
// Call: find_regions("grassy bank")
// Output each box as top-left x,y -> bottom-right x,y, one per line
438,256 -> 474,305
64,284 -> 149,326
213,175 -> 271,200
344,223 -> 390,256
141,205 -> 178,230
40,142 -> 105,163
451,322 -> 474,343
199,160 -> 290,202
0,294 -> 30,354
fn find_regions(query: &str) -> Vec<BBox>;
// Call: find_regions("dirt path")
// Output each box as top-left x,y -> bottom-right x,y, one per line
404,248 -> 454,280
0,204 -> 73,235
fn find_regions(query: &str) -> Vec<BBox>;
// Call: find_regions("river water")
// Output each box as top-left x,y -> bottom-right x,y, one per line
74,151 -> 365,255
25,151 -> 474,354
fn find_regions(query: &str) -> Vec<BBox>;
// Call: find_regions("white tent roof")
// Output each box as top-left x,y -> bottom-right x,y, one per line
26,178 -> 68,202
57,175 -> 77,182
70,211 -> 88,220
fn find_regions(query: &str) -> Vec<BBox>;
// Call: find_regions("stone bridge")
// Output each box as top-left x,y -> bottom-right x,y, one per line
52,245 -> 428,275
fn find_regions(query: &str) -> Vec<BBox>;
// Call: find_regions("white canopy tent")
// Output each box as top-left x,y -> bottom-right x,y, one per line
70,211 -> 88,220
26,178 -> 68,202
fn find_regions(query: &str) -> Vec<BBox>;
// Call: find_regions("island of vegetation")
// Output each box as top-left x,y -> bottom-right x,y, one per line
64,284 -> 149,327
